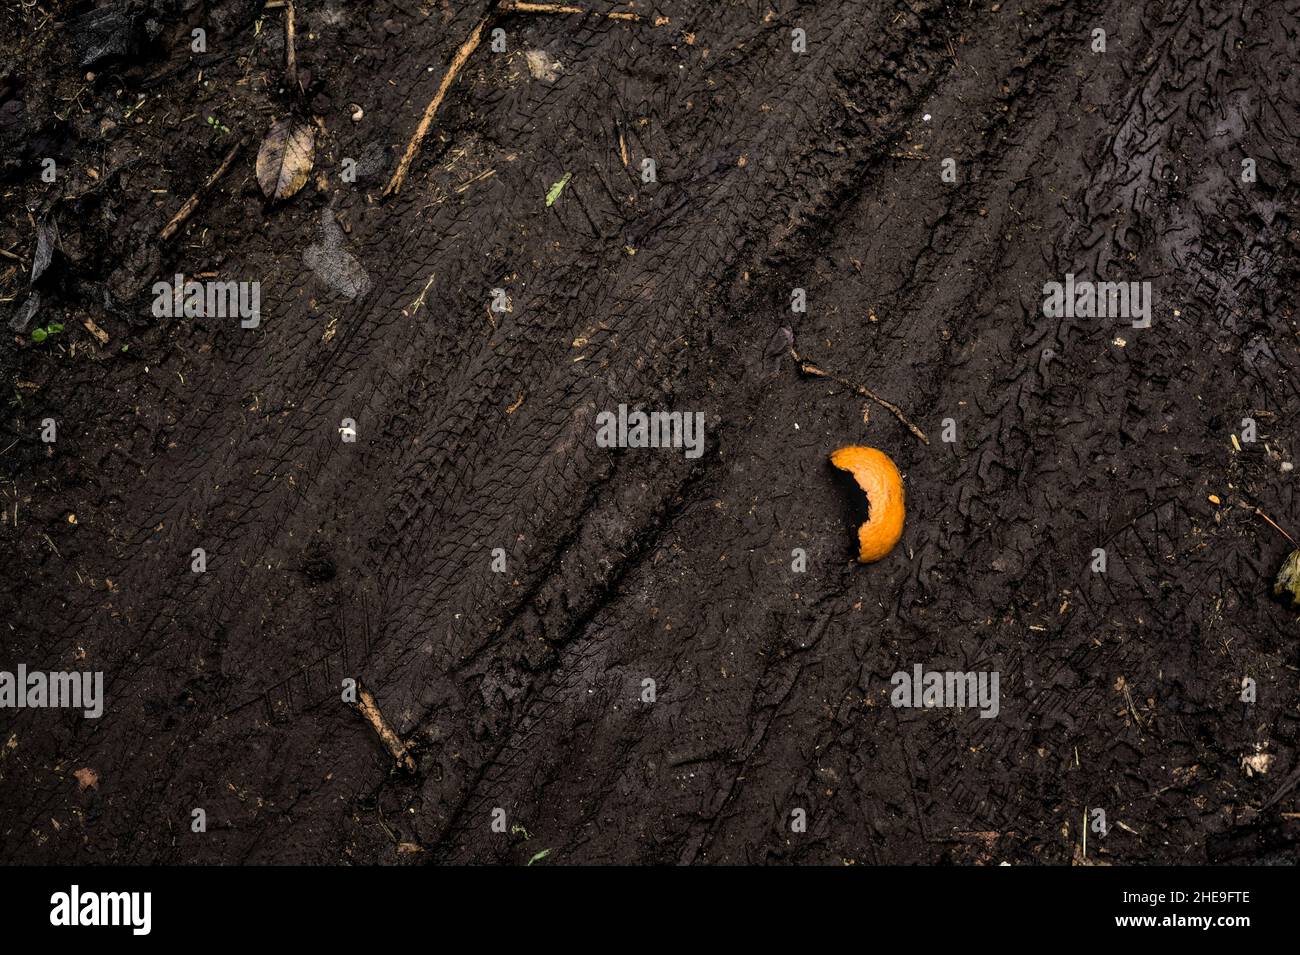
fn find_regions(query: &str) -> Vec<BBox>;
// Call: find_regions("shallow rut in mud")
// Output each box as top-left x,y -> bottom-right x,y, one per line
3,0 -> 1300,864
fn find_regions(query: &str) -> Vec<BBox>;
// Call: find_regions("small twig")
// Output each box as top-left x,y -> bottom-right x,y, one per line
384,15 -> 491,197
284,0 -> 300,95
1122,684 -> 1144,729
790,346 -> 929,444
355,687 -> 416,772
1253,506 -> 1297,547
500,1 -> 641,19
158,136 -> 247,241
0,248 -> 22,262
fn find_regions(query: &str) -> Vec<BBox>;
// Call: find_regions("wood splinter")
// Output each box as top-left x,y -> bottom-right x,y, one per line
355,687 -> 416,772
500,1 -> 642,20
284,0 -> 301,96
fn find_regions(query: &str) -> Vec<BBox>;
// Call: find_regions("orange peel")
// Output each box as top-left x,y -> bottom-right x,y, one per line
829,445 -> 905,562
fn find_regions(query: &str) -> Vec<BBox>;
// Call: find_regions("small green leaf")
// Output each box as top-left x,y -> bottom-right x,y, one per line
47,322 -> 63,335
1275,549 -> 1300,607
545,173 -> 571,207
527,848 -> 552,866
31,327 -> 47,343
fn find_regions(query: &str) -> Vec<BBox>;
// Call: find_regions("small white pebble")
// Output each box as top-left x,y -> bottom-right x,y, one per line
1283,462 -> 1294,472
923,113 -> 932,121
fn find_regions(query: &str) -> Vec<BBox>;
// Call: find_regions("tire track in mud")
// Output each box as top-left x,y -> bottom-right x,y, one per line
6,0 -> 1299,863
223,0 -> 977,857
9,0 -> 976,860
405,0 -> 1300,865
377,0 -> 1006,861
680,0 -> 1300,862
416,0 -> 1097,867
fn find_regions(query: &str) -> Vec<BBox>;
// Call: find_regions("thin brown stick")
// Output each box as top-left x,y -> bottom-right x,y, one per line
158,136 -> 247,241
0,248 -> 22,262
356,687 -> 416,772
384,16 -> 491,197
1253,506 -> 1297,546
790,346 -> 929,445
284,0 -> 300,95
501,1 -> 641,19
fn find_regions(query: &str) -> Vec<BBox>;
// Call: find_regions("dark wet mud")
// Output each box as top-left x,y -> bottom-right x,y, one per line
2,0 -> 1300,865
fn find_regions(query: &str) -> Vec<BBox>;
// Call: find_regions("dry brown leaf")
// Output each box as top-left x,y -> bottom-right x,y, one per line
256,118 -> 315,201
73,767 -> 98,790
1275,548 -> 1300,606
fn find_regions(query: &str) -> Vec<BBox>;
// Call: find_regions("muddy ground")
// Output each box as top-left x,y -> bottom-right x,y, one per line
2,0 -> 1300,865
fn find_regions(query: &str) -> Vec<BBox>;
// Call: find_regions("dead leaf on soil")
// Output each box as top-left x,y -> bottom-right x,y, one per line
31,218 -> 59,284
524,49 -> 562,82
73,767 -> 99,790
256,118 -> 315,201
1274,548 -> 1300,607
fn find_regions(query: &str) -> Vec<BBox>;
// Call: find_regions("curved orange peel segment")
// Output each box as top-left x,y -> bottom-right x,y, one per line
829,445 -> 905,563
